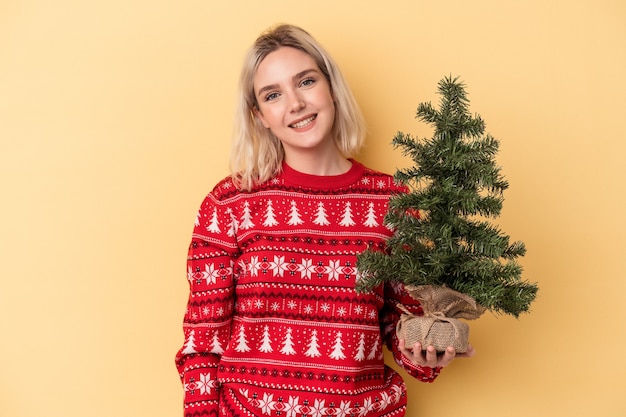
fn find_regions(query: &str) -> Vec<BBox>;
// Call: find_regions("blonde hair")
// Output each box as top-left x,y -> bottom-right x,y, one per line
230,24 -> 366,191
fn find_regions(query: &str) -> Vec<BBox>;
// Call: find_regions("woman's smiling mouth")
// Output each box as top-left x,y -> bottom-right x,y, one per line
289,115 -> 316,129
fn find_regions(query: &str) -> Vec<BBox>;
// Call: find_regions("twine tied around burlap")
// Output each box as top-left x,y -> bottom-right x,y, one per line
396,285 -> 486,353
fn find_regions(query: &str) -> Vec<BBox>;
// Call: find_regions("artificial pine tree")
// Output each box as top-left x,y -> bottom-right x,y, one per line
356,76 -> 538,350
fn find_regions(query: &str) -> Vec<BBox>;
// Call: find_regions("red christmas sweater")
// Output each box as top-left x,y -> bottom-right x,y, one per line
175,160 -> 440,417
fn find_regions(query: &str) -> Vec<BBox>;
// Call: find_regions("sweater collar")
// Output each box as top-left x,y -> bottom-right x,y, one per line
280,159 -> 365,189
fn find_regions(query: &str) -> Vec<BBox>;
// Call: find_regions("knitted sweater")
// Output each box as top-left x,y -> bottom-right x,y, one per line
175,160 -> 440,417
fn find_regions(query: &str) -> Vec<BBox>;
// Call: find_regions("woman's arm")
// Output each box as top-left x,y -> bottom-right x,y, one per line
175,191 -> 238,415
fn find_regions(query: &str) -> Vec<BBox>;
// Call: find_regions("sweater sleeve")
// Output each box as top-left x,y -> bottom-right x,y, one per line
380,282 -> 442,383
175,191 -> 239,416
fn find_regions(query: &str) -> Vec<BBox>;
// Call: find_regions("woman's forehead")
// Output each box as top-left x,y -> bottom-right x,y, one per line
254,47 -> 319,85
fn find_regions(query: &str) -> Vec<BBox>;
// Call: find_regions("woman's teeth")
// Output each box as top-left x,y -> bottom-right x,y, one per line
290,115 -> 316,128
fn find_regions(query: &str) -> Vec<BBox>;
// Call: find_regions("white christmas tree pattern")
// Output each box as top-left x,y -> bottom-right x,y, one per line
225,207 -> 239,237
280,327 -> 296,355
225,198 -> 391,232
287,200 -> 304,225
363,202 -> 379,227
354,333 -> 366,361
313,202 -> 330,226
234,324 -> 251,352
207,207 -> 221,233
210,330 -> 224,355
259,325 -> 273,353
263,200 -> 279,227
339,201 -> 356,227
239,201 -> 255,230
329,331 -> 346,360
367,336 -> 381,360
304,329 -> 321,358
181,329 -> 197,354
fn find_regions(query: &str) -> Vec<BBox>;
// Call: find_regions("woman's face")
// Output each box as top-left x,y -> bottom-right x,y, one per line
253,47 -> 336,162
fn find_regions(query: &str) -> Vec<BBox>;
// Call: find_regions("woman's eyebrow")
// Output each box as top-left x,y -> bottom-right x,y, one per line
256,68 -> 319,98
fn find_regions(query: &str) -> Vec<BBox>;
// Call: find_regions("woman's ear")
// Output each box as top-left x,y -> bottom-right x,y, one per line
253,107 -> 270,129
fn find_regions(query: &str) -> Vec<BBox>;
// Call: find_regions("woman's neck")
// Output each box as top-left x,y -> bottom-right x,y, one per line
283,149 -> 352,176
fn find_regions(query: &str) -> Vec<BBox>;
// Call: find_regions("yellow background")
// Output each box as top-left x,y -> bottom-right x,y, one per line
1,1 -> 625,416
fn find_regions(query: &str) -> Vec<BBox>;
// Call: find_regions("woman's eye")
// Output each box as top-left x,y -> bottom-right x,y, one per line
300,78 -> 315,87
264,92 -> 280,101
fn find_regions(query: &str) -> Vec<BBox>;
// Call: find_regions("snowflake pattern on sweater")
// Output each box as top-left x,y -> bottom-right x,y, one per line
176,161 -> 440,417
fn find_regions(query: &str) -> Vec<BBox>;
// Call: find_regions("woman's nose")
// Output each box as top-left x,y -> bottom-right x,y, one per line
289,92 -> 305,112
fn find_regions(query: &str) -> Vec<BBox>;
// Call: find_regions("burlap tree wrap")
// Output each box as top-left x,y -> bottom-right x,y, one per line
396,285 -> 486,353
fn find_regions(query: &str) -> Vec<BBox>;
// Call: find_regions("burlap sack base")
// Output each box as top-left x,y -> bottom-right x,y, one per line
395,285 -> 484,353
397,314 -> 469,353
405,285 -> 486,320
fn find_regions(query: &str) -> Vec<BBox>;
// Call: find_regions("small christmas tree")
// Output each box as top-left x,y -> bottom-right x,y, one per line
356,76 -> 537,319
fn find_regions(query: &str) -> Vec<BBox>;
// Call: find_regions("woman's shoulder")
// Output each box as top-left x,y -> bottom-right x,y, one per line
360,164 -> 392,179
357,162 -> 408,194
202,175 -> 241,202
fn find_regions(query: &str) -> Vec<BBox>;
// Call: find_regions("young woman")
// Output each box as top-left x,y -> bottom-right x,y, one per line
175,24 -> 473,417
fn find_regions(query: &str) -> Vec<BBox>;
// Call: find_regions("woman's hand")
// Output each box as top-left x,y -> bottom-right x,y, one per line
398,339 -> 476,368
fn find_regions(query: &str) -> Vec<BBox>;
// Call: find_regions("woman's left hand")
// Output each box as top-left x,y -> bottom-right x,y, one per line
398,339 -> 476,368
